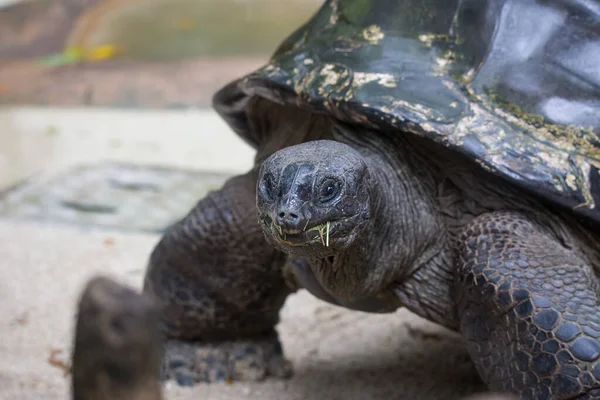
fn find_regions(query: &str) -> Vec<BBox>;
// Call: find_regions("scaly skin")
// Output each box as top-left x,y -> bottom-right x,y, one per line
457,212 -> 600,399
143,171 -> 292,385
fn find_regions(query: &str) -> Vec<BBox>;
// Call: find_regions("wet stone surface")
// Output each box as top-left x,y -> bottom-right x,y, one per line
0,163 -> 230,232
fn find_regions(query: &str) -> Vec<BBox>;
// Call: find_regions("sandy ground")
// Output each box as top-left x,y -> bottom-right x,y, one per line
0,107 -> 492,399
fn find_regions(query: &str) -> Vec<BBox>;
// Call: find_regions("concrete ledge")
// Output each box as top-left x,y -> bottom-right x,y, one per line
0,107 -> 255,190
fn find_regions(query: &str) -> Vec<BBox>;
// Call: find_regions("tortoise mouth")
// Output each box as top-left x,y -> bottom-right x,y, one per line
278,221 -> 336,247
260,216 -> 339,247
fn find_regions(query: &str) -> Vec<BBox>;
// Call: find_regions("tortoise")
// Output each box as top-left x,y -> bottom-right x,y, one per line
141,0 -> 600,398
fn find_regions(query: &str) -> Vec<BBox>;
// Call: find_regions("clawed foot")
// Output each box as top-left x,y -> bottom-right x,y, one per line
161,333 -> 292,386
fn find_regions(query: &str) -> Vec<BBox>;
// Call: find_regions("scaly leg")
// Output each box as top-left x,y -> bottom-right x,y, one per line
456,211 -> 600,399
143,170 -> 292,385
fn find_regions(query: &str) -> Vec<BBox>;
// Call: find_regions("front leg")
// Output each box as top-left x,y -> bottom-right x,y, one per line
143,170 -> 292,385
456,211 -> 600,399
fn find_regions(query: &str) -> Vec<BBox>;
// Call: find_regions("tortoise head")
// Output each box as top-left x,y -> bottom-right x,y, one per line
257,140 -> 372,257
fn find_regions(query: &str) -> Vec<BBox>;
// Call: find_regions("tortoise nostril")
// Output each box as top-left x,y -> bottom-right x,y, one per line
279,211 -> 298,220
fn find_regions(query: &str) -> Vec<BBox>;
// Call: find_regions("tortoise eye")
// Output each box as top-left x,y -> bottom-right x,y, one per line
261,174 -> 277,201
319,179 -> 341,204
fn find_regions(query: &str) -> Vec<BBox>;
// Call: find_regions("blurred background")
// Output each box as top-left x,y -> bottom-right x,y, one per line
0,0 -> 323,232
0,0 -> 321,108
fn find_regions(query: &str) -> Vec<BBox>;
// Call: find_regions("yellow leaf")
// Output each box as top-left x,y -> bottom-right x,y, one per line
85,44 -> 119,61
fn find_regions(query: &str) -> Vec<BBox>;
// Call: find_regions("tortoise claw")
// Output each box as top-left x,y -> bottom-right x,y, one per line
161,332 -> 292,385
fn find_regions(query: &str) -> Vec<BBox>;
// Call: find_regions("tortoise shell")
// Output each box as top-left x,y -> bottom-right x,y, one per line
213,0 -> 600,224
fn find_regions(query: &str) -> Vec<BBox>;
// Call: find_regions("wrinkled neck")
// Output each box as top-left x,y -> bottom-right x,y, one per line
309,125 -> 446,302
362,139 -> 446,277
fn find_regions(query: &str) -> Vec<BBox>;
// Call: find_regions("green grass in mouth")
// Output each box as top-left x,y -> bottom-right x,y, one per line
272,221 -> 332,247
